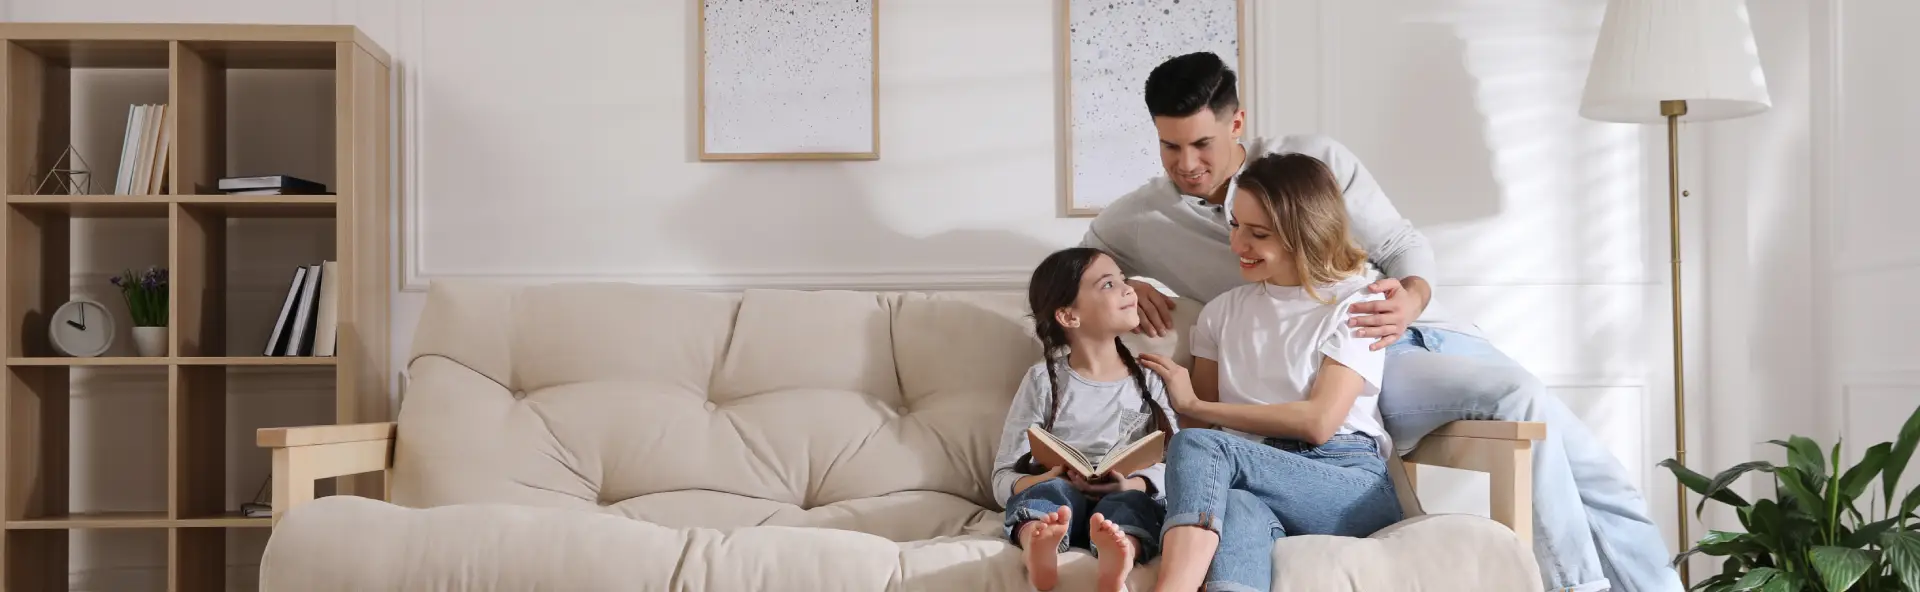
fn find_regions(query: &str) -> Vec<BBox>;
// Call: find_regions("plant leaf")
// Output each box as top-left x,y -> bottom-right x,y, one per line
1903,484 -> 1920,523
1883,404 -> 1920,515
1729,567 -> 1780,591
1883,530 -> 1920,592
1775,467 -> 1829,525
1770,437 -> 1828,480
1663,458 -> 1755,509
1703,461 -> 1779,516
1842,442 -> 1892,502
1845,516 -> 1902,548
1810,546 -> 1872,591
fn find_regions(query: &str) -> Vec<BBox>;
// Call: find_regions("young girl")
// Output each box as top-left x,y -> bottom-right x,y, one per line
1137,153 -> 1405,592
990,247 -> 1181,592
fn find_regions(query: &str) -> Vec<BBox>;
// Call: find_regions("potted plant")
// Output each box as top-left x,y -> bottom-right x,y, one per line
1663,404 -> 1920,591
111,266 -> 168,356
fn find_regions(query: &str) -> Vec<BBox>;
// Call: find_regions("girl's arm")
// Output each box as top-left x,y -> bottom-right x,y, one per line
1177,356 -> 1219,429
989,368 -> 1053,507
1162,355 -> 1367,445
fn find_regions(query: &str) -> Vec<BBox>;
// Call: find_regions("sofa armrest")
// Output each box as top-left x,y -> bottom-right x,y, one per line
1402,421 -> 1544,548
257,422 -> 396,525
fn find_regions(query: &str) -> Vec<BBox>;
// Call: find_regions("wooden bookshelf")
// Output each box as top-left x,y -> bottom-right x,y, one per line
0,23 -> 391,591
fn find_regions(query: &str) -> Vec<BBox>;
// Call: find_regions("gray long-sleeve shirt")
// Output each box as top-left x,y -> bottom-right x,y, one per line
990,360 -> 1180,508
1080,134 -> 1478,336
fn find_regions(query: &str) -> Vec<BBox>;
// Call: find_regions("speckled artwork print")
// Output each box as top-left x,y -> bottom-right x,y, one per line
703,0 -> 874,155
1069,0 -> 1238,211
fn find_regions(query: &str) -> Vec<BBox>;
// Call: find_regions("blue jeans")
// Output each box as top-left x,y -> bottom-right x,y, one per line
1160,430 -> 1404,592
1003,478 -> 1166,562
1381,326 -> 1682,592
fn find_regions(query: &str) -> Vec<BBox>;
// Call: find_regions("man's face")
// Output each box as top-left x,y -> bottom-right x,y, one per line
1153,107 -> 1245,197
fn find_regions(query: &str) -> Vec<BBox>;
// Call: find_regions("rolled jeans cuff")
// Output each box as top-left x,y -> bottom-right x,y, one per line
1005,507 -> 1070,555
1160,510 -> 1220,538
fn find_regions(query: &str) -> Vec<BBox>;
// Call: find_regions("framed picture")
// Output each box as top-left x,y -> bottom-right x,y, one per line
698,0 -> 880,161
1060,0 -> 1245,216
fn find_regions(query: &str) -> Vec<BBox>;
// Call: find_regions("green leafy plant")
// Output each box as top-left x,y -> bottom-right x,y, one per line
1663,403 -> 1920,591
109,266 -> 168,327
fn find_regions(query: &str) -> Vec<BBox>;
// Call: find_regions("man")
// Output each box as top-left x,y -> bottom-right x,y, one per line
1081,51 -> 1680,592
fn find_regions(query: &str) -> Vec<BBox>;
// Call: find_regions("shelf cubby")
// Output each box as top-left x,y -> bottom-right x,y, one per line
0,23 -> 391,591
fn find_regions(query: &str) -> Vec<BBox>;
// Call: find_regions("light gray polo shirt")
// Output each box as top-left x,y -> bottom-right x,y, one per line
1079,133 -> 1478,336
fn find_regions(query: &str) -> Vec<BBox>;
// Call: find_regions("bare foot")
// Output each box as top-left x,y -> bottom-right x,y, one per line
1021,506 -> 1072,591
1091,513 -> 1136,592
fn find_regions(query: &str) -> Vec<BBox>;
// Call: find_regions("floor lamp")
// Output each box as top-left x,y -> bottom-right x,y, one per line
1577,0 -> 1771,583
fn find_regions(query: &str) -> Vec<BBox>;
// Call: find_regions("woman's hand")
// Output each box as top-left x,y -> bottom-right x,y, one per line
1138,354 -> 1200,413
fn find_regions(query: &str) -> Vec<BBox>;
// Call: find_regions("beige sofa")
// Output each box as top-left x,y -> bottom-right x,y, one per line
256,281 -> 1546,590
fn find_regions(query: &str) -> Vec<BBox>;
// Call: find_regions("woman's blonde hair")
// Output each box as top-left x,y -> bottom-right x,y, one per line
1234,153 -> 1369,303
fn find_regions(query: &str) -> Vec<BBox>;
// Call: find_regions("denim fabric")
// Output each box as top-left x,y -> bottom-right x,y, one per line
1160,429 -> 1403,592
1380,326 -> 1679,592
1003,477 -> 1167,563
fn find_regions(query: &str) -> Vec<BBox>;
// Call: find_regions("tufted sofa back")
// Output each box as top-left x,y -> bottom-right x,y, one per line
389,281 -> 1198,542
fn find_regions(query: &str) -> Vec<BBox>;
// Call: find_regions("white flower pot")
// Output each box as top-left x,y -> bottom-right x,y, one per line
133,326 -> 168,357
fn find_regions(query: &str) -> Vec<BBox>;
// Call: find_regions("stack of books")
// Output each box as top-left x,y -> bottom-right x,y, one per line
114,103 -> 172,195
265,261 -> 339,357
217,174 -> 329,196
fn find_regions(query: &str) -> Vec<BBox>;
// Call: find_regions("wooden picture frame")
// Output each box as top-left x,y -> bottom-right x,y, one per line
1059,0 -> 1247,217
697,0 -> 881,161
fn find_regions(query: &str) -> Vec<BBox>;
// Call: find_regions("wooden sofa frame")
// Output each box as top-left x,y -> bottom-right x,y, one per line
257,420 -> 1545,547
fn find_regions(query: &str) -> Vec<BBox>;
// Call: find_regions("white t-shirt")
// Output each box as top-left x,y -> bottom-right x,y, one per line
1190,273 -> 1393,457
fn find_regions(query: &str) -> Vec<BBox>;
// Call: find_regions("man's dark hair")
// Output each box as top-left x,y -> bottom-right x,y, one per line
1143,51 -> 1239,119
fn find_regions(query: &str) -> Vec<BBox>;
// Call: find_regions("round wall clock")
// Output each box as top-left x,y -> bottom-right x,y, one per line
50,299 -> 115,357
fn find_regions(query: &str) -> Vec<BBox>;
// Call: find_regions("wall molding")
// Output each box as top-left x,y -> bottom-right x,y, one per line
406,266 -> 1035,292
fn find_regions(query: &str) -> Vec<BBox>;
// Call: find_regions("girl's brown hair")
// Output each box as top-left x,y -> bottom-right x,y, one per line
1234,153 -> 1369,303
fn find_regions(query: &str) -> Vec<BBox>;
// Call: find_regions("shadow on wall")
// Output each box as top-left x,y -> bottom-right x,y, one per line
663,162 -> 1062,286
1368,17 -> 1504,231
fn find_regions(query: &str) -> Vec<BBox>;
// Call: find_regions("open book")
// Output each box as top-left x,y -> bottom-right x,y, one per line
1027,426 -> 1166,480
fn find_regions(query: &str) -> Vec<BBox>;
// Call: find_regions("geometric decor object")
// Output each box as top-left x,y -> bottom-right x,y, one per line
34,145 -> 91,195
698,0 -> 879,161
1061,0 -> 1244,216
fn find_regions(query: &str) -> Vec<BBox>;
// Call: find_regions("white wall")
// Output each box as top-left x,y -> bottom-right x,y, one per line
24,0 -> 1872,588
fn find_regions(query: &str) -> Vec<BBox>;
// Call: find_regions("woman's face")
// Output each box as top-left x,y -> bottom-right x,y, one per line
1228,188 -> 1296,285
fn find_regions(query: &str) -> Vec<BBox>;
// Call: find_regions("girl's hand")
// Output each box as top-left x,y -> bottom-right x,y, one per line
1138,354 -> 1199,412
1013,464 -> 1068,495
1068,471 -> 1124,497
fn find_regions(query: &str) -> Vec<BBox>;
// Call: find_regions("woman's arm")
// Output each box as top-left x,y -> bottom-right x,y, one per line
1178,357 -> 1220,429
1173,356 -> 1366,445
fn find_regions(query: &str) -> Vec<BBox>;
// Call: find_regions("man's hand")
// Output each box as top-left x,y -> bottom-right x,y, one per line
1137,354 -> 1199,413
1127,279 -> 1175,338
1348,277 -> 1431,351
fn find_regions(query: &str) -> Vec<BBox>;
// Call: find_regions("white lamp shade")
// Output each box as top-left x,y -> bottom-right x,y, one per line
1580,0 -> 1772,123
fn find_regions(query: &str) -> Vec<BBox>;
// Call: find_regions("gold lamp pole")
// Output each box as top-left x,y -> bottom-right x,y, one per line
1661,98 -> 1691,578
1579,0 -> 1771,585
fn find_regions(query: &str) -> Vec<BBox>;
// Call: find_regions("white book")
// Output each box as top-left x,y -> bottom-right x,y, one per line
312,261 -> 340,356
115,105 -> 141,194
286,264 -> 323,356
133,104 -> 163,195
265,266 -> 308,356
146,105 -> 171,195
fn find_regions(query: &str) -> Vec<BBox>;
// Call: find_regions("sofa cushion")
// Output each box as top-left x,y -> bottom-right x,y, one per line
398,282 -> 1064,539
262,495 -> 1538,591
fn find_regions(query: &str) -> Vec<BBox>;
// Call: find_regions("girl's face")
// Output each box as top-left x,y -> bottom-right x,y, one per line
1058,254 -> 1140,335
1229,187 -> 1299,286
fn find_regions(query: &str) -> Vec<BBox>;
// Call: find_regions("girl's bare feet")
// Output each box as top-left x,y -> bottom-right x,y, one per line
1021,506 -> 1072,591
1091,513 -> 1137,592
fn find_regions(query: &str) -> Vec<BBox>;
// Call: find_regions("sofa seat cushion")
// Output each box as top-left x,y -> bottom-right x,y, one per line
262,496 -> 1536,592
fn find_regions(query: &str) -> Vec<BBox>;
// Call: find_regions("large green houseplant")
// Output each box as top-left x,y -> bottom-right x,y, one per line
1663,404 -> 1920,591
